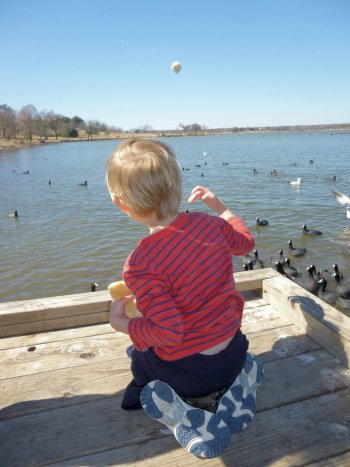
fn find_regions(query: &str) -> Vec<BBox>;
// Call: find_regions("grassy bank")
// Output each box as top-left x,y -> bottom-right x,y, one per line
0,130 -> 204,152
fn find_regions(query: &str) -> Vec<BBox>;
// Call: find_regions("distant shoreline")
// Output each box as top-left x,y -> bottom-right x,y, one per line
1,125 -> 350,152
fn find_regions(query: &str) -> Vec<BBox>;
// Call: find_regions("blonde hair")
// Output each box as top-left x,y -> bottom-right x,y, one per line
105,138 -> 182,220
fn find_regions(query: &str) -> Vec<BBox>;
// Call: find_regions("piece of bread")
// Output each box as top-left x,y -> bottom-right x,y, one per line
108,280 -> 141,318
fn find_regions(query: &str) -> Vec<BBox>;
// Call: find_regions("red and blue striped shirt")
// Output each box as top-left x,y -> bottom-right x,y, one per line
124,211 -> 255,361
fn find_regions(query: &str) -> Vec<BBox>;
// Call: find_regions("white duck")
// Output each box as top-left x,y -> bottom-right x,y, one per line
289,177 -> 302,186
332,190 -> 350,219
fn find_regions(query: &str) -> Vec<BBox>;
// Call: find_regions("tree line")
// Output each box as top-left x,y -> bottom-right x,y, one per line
0,104 -> 122,141
2,103 -> 349,141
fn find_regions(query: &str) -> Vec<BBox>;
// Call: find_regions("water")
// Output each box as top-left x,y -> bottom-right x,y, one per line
1,132 -> 350,313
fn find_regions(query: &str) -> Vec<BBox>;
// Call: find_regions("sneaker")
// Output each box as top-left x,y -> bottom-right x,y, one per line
140,380 -> 231,458
216,352 -> 264,433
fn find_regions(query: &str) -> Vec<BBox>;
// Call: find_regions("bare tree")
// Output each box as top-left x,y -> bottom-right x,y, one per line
85,120 -> 100,139
18,104 -> 38,140
0,104 -> 16,139
36,110 -> 52,140
46,111 -> 61,139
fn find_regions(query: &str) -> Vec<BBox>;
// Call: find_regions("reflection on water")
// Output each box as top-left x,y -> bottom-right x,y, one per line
1,133 -> 350,314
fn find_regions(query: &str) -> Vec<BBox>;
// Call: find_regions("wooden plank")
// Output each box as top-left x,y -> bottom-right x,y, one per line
0,290 -> 110,324
0,323 -> 113,351
0,332 -> 129,380
245,325 -> 321,362
0,325 -> 321,420
242,303 -> 293,332
0,293 -> 266,351
306,451 -> 350,466
0,300 -> 289,381
263,275 -> 350,368
0,269 -> 278,338
1,386 -> 350,466
0,312 -> 109,338
235,267 -> 280,291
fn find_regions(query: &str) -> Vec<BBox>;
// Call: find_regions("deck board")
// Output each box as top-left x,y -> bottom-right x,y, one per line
1,270 -> 350,466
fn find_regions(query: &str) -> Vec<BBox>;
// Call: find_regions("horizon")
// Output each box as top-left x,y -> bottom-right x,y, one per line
1,0 -> 350,131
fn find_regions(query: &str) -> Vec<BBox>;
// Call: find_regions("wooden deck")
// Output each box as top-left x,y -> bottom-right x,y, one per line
1,268 -> 350,466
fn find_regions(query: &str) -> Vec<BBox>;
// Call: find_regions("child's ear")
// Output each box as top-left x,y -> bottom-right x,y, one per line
112,195 -> 129,213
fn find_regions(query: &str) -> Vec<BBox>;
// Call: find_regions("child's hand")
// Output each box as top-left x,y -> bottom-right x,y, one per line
188,186 -> 229,216
109,297 -> 131,334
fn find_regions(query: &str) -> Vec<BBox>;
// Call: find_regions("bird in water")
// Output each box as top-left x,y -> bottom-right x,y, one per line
251,250 -> 264,269
288,240 -> 306,257
7,210 -> 19,218
256,217 -> 269,226
332,190 -> 350,219
302,224 -> 323,236
317,278 -> 337,305
242,261 -> 254,271
90,282 -> 99,292
304,265 -> 320,295
283,258 -> 298,277
79,181 -> 88,186
288,177 -> 301,186
275,261 -> 286,276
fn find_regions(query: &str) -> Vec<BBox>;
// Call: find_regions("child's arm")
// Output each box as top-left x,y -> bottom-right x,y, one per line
109,297 -> 131,334
188,185 -> 232,220
188,185 -> 255,255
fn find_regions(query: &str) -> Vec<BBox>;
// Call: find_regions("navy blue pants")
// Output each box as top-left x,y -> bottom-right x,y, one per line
122,329 -> 249,409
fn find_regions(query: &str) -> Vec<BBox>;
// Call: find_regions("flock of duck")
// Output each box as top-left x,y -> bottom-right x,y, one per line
242,223 -> 350,310
244,166 -> 350,312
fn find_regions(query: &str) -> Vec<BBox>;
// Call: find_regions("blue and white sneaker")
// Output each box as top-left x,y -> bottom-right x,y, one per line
140,380 -> 231,458
216,352 -> 264,434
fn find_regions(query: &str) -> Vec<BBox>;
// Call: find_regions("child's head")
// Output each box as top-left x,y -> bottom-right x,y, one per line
106,138 -> 182,220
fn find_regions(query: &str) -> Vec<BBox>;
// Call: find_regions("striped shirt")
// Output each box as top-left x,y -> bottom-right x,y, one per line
124,211 -> 255,361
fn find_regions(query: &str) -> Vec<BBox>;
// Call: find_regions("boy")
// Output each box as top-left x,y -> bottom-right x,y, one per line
105,138 -> 263,458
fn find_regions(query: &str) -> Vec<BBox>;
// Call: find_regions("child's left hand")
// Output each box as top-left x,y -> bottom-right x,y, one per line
109,298 -> 131,334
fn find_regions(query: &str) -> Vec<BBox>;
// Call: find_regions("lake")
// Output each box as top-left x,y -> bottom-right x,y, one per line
1,132 -> 350,314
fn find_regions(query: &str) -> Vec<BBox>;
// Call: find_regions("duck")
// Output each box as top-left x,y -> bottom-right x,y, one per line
288,240 -> 306,257
90,282 -> 99,292
282,258 -> 298,277
325,175 -> 337,182
79,180 -> 88,186
251,250 -> 264,269
22,170 -> 30,175
304,266 -> 320,295
332,264 -> 343,281
269,249 -> 285,266
275,261 -> 297,282
275,261 -> 286,276
288,177 -> 302,186
7,210 -> 19,218
242,261 -> 254,271
302,224 -> 323,236
332,190 -> 350,219
317,278 -> 337,305
256,217 -> 269,226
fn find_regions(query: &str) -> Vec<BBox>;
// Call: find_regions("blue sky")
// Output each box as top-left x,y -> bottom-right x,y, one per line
1,0 -> 350,130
